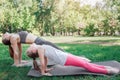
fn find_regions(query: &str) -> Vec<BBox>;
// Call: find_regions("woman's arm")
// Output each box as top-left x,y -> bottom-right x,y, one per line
18,43 -> 22,63
9,45 -> 14,58
10,37 -> 20,66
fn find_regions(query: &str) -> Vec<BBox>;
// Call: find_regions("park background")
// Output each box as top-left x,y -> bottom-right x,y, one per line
0,0 -> 120,80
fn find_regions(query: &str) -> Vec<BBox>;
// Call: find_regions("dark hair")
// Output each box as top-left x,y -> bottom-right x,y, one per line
2,39 -> 11,45
27,52 -> 40,71
2,38 -> 14,58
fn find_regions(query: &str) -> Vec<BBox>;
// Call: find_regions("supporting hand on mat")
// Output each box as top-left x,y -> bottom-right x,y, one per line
45,68 -> 54,72
42,72 -> 52,76
12,63 -> 22,67
21,60 -> 29,64
12,60 -> 29,67
12,62 -> 28,67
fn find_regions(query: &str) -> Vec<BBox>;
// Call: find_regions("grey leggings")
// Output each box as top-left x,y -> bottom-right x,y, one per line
34,37 -> 64,51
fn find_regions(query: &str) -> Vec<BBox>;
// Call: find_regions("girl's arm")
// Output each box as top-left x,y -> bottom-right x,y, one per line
38,47 -> 46,75
44,57 -> 53,72
38,47 -> 52,76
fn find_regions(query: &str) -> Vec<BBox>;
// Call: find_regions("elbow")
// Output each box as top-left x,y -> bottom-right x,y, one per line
41,63 -> 45,68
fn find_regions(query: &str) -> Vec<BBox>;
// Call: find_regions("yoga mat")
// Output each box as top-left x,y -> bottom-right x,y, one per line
27,60 -> 120,77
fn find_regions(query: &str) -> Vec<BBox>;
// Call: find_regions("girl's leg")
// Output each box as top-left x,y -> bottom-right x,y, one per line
74,55 -> 105,67
64,54 -> 108,74
75,55 -> 91,62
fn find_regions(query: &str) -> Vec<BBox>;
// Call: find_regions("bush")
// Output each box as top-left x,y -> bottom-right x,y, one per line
84,23 -> 98,36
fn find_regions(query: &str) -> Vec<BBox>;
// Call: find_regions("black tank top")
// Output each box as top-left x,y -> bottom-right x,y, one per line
17,31 -> 28,43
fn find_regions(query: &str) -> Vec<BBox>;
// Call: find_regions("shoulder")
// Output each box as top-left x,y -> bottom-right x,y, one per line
10,34 -> 20,44
37,45 -> 45,51
37,45 -> 45,54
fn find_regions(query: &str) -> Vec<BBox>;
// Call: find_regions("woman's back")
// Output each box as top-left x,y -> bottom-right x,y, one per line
18,31 -> 37,44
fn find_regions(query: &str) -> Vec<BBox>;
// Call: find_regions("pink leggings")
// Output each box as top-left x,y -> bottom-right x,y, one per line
64,54 -> 108,74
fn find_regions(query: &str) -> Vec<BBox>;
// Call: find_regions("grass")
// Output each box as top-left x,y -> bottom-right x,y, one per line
0,36 -> 120,80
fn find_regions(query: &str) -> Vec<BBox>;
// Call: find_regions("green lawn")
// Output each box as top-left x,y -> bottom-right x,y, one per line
0,36 -> 120,80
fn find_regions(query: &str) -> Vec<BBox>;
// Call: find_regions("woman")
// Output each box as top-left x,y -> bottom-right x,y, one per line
2,31 -> 63,66
26,43 -> 119,76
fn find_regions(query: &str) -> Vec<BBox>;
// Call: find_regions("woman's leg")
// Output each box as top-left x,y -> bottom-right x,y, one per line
35,37 -> 64,51
44,41 -> 64,51
64,54 -> 108,74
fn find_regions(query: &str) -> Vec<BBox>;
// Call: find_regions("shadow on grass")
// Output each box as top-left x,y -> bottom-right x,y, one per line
72,39 -> 120,46
0,59 -> 31,80
0,42 -> 120,80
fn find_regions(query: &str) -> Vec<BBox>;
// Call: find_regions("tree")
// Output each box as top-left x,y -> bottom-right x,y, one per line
104,0 -> 120,35
0,0 -> 35,33
34,0 -> 55,36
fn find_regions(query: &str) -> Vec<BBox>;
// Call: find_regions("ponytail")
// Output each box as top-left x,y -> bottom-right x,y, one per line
27,51 -> 40,71
33,58 -> 40,71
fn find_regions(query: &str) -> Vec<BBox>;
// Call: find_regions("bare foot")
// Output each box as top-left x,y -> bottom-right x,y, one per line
106,66 -> 119,74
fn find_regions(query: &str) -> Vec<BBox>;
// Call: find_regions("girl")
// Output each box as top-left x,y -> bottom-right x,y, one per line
2,31 -> 63,66
26,43 -> 119,76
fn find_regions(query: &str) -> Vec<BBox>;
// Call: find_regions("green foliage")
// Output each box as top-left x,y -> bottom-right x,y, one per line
84,23 -> 98,36
34,0 -> 55,36
97,18 -> 119,36
0,0 -> 120,36
0,0 -> 35,33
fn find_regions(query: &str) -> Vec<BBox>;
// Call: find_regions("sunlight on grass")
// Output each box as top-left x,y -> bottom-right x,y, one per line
41,36 -> 120,43
95,53 -> 104,58
0,37 -> 120,80
0,72 -> 8,80
61,46 -> 71,49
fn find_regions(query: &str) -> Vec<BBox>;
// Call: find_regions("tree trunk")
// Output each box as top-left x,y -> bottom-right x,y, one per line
51,27 -> 55,36
78,29 -> 80,35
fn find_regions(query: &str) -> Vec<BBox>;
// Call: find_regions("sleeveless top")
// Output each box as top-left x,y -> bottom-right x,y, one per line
17,31 -> 28,43
42,45 -> 68,65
